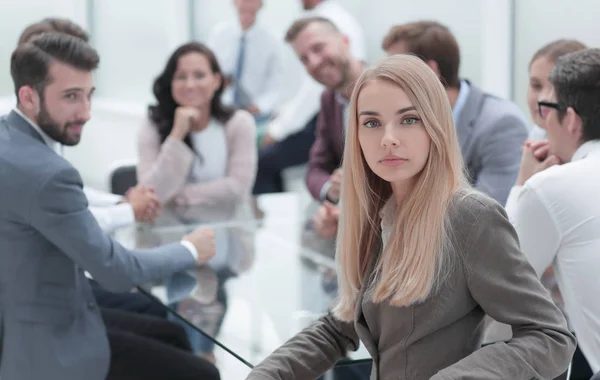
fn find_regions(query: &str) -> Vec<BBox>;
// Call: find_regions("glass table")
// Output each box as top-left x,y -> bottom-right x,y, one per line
113,192 -> 371,379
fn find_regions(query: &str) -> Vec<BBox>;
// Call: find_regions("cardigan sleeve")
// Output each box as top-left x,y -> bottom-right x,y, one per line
174,110 -> 257,205
136,118 -> 195,203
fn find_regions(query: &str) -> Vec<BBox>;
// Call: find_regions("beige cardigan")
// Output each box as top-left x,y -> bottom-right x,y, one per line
137,110 -> 257,205
246,192 -> 576,380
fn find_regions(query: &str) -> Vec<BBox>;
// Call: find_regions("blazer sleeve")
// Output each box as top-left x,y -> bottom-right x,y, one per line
136,119 -> 196,203
246,312 -> 360,380
432,200 -> 576,380
473,112 -> 528,206
29,166 -> 197,293
306,96 -> 339,201
174,110 -> 257,205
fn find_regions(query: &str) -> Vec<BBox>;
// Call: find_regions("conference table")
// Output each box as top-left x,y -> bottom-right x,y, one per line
113,192 -> 371,379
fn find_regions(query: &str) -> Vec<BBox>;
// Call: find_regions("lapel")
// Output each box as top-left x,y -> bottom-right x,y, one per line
333,98 -> 345,161
354,285 -> 379,358
455,80 -> 486,156
5,110 -> 46,145
353,252 -> 381,359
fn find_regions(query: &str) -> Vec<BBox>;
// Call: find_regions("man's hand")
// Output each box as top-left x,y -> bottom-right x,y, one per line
326,168 -> 343,203
312,201 -> 340,239
516,140 -> 561,186
183,227 -> 216,265
126,185 -> 161,222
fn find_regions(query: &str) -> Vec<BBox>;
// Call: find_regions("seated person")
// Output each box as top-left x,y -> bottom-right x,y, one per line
383,21 -> 528,206
245,53 -> 574,380
137,42 -> 257,206
283,17 -> 366,203
252,0 -> 367,196
6,17 -> 167,319
208,0 -> 284,123
526,39 -> 586,140
507,48 -> 600,379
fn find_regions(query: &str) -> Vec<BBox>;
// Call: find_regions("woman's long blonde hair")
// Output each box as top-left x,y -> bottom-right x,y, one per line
333,54 -> 469,321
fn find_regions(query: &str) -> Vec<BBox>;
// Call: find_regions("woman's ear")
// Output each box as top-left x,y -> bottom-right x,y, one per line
213,72 -> 223,92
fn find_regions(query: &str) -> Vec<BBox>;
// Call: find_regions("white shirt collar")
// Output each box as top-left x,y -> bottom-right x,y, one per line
13,107 -> 62,155
572,139 -> 600,162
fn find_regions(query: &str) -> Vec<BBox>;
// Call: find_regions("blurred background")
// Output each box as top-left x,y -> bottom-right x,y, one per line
1,0 -> 599,191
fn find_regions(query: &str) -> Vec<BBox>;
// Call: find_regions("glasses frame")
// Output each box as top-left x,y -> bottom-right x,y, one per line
537,100 -> 568,118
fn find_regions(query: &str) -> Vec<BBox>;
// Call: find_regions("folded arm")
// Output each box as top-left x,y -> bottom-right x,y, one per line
136,120 -> 195,203
176,111 -> 257,205
432,200 -> 575,380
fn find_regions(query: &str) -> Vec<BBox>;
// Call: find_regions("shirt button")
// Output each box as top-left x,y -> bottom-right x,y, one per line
87,302 -> 97,310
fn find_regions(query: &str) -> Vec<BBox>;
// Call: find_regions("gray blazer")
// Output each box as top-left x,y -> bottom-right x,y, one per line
0,111 -> 197,380
457,81 -> 528,206
246,192 -> 576,380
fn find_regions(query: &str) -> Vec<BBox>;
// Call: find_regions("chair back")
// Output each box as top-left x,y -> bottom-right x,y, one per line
110,164 -> 137,196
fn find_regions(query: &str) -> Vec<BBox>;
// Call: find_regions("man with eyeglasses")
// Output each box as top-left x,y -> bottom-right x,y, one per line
506,48 -> 600,379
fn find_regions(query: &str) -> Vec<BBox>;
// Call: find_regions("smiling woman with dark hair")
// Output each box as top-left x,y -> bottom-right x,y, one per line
137,42 -> 257,206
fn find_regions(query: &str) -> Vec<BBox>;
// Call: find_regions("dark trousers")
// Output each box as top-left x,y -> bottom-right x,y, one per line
570,344 -> 593,380
102,308 -> 220,380
90,279 -> 167,318
252,114 -> 318,195
316,361 -> 372,380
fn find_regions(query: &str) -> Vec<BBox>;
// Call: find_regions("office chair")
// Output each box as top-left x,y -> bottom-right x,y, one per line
109,161 -> 138,196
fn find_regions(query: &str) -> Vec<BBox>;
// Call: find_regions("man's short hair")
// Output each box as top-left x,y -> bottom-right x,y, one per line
11,33 -> 99,99
285,16 -> 340,44
549,48 -> 600,142
18,18 -> 89,46
382,21 -> 460,88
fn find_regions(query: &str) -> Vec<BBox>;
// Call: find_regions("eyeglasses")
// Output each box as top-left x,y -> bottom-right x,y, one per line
537,100 -> 567,119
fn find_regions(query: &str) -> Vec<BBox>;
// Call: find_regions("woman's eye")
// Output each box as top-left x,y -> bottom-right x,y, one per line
402,116 -> 420,125
530,83 -> 542,91
363,120 -> 380,128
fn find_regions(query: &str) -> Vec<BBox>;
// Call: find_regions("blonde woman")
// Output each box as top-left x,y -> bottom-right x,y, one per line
246,55 -> 575,380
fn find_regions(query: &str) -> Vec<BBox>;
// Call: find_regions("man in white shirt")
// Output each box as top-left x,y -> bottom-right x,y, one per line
506,48 -> 600,378
208,0 -> 284,122
253,0 -> 366,195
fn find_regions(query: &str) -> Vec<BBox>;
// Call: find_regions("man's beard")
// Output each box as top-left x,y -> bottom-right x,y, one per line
332,56 -> 352,91
36,100 -> 84,146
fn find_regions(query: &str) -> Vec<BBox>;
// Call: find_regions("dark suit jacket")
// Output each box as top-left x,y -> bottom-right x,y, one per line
246,192 -> 576,380
305,89 -> 345,200
305,82 -> 528,205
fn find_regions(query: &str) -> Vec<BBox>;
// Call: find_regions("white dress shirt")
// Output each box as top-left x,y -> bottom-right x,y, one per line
11,108 -> 135,234
208,21 -> 284,115
266,0 -> 366,141
10,107 -> 199,260
505,140 -> 600,372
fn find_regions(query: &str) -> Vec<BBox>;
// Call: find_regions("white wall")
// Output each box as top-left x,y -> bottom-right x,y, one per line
0,0 -> 87,96
513,0 -> 600,123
